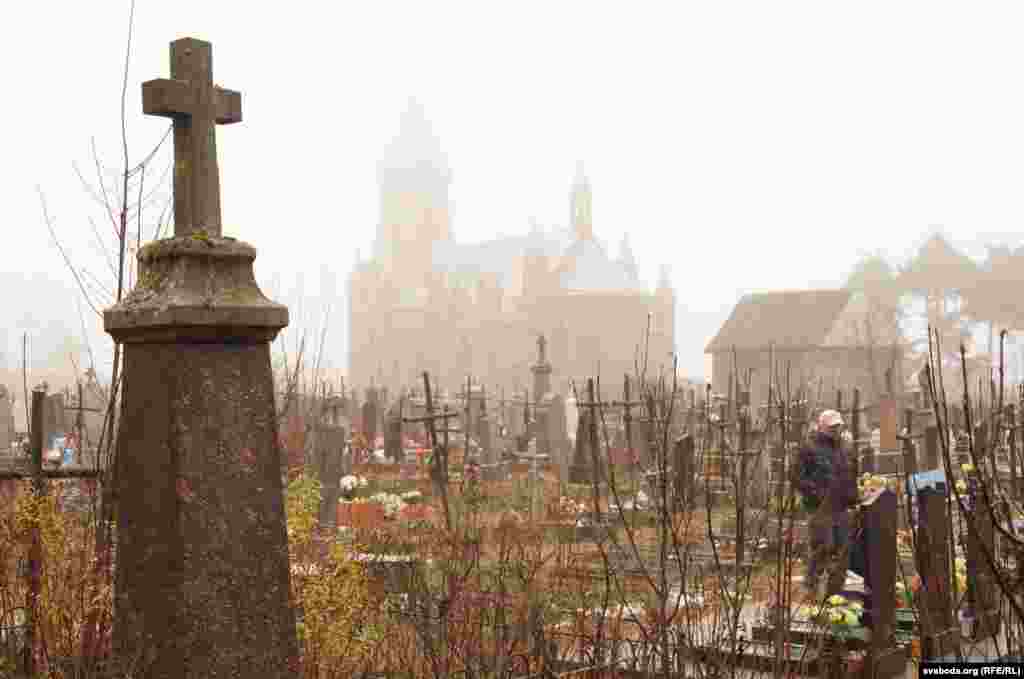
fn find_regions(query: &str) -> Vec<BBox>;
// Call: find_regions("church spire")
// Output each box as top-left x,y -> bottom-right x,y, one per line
569,161 -> 593,242
657,263 -> 673,292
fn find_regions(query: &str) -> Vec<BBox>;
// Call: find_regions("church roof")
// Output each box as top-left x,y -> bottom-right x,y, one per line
556,237 -> 644,292
705,289 -> 852,353
431,223 -> 647,294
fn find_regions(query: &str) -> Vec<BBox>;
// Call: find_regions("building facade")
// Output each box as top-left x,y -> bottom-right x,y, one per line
348,100 -> 675,397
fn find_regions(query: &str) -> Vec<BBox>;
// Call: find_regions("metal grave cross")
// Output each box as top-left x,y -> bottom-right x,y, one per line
142,37 -> 242,237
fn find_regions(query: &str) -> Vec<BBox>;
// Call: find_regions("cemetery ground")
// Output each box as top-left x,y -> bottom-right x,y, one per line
2,355 -> 1023,678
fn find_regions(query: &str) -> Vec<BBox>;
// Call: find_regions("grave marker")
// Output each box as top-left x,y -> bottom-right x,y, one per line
914,485 -> 959,659
104,37 -> 297,677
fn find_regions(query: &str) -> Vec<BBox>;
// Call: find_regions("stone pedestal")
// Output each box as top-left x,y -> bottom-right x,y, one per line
105,235 -> 297,677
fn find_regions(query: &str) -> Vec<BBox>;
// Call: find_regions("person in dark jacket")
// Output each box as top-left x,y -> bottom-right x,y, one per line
797,409 -> 858,598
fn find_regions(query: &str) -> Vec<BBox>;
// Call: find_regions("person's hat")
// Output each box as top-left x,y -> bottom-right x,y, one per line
817,409 -> 845,431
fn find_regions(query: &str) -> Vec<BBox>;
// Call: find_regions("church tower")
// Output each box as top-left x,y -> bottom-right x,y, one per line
374,97 -> 453,283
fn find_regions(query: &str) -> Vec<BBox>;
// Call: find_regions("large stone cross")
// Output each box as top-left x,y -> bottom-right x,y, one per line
142,37 -> 241,237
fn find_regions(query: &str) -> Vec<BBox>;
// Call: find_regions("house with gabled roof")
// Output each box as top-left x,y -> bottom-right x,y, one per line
705,289 -> 905,412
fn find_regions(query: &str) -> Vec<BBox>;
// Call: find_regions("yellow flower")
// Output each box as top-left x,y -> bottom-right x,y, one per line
828,610 -> 845,624
827,594 -> 847,606
961,463 -> 975,473
955,480 -> 967,493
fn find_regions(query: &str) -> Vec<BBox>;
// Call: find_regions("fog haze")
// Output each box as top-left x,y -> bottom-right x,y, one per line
5,1 -> 1024,397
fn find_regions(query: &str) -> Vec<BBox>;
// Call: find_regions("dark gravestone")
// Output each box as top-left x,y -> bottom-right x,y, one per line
568,409 -> 593,485
915,487 -> 959,659
103,38 -> 297,678
362,393 -> 379,448
384,406 -> 402,463
860,489 -> 907,677
317,426 -> 346,528
673,435 -> 695,511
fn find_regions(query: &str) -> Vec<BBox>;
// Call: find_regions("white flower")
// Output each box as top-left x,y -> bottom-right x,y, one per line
369,492 -> 407,518
340,475 -> 362,492
401,490 -> 422,501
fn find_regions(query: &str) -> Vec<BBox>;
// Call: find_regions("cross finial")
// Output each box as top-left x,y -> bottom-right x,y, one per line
537,334 -> 547,364
142,37 -> 242,238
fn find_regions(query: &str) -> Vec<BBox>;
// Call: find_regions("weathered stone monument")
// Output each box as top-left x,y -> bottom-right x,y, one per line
531,335 -> 553,456
569,406 -> 594,484
103,37 -> 298,677
316,414 -> 347,529
363,387 -> 379,447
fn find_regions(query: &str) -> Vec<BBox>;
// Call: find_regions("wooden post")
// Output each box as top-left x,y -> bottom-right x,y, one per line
965,472 -> 1000,641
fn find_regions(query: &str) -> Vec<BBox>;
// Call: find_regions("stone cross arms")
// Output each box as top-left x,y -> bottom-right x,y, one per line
142,37 -> 241,237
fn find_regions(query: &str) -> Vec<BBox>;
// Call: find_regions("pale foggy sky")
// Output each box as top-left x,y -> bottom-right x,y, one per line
5,1 -> 1024,383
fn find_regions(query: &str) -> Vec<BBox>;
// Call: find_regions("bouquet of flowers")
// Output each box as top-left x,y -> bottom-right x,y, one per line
400,490 -> 423,505
339,474 -> 368,500
794,594 -> 863,630
369,492 -> 407,519
857,473 -> 891,503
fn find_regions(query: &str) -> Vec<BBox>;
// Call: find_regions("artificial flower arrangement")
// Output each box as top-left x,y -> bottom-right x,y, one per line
400,490 -> 423,505
367,492 -> 407,519
795,594 -> 863,636
857,473 -> 892,503
339,474 -> 369,500
895,576 -> 921,609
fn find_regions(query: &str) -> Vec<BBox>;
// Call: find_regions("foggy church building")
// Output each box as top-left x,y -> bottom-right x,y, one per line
347,100 -> 675,397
